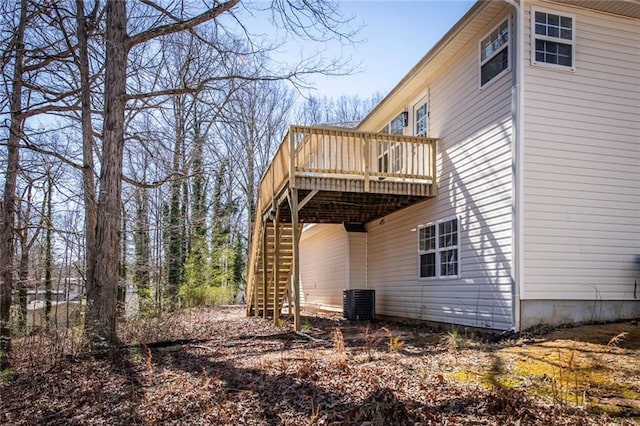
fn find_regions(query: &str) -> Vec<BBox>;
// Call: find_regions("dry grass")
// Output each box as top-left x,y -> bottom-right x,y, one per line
381,326 -> 405,353
607,331 -> 629,347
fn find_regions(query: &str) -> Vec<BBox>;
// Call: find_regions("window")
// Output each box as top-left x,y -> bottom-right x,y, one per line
389,114 -> 404,135
480,19 -> 510,87
531,8 -> 575,69
378,112 -> 405,173
419,217 -> 460,278
378,142 -> 389,173
414,99 -> 428,137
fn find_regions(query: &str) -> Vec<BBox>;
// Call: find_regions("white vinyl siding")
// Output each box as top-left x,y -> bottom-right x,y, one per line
364,10 -> 514,330
348,232 -> 367,289
523,2 -> 640,301
299,225 -> 348,310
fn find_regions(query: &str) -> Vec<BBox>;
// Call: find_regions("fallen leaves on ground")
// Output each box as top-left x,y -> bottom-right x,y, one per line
1,306 -> 637,425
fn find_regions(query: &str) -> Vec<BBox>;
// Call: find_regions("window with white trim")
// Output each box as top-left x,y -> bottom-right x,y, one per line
531,8 -> 575,69
378,112 -> 405,173
480,19 -> 510,87
414,98 -> 428,137
419,217 -> 460,278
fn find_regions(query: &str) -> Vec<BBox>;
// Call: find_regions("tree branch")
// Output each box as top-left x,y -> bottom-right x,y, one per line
19,103 -> 81,120
122,172 -> 181,189
17,141 -> 82,170
125,86 -> 203,101
126,0 -> 240,50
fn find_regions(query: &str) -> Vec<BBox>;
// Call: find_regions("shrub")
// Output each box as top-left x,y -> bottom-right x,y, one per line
178,285 -> 234,308
441,327 -> 470,351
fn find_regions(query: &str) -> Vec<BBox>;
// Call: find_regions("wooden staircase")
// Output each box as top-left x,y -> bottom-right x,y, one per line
247,219 -> 299,318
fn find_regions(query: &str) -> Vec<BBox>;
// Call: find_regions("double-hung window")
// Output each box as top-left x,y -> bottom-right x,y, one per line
480,19 -> 510,87
419,217 -> 460,279
414,99 -> 428,137
378,113 -> 405,173
531,8 -> 575,69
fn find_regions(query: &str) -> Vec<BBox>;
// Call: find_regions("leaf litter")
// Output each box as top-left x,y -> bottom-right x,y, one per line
1,306 -> 638,425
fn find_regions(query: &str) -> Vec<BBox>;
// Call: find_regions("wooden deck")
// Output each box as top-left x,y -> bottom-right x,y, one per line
246,125 -> 438,329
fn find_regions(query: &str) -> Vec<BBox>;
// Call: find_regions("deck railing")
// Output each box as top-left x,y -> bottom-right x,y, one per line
257,125 -> 438,214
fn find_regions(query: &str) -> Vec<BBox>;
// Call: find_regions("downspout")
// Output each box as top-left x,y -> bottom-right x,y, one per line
502,0 -> 524,332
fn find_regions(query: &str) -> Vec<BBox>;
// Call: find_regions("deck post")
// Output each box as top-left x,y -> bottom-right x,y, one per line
256,221 -> 264,317
290,188 -> 301,331
273,208 -> 280,325
289,127 -> 296,189
431,140 -> 438,196
261,218 -> 268,319
363,133 -> 370,192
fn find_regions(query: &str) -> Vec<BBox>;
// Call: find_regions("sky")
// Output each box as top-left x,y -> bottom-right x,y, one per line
307,0 -> 475,99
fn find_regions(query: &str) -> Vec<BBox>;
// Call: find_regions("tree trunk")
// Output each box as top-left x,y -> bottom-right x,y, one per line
85,0 -> 127,348
133,188 -> 151,313
15,183 -> 31,333
166,95 -> 186,308
117,202 -> 127,318
1,0 -> 27,367
44,176 -> 53,328
75,0 -> 97,315
17,244 -> 28,332
246,150 -> 255,249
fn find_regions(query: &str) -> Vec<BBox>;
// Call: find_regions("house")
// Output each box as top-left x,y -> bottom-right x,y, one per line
246,0 -> 640,331
24,300 -> 83,332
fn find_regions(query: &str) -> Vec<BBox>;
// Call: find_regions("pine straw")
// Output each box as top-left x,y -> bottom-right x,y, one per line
1,306 -> 634,425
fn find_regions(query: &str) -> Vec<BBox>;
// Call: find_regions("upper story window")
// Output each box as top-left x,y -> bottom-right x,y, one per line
480,19 -> 510,87
378,112 -> 406,173
389,113 -> 404,135
414,98 -> 428,137
531,8 -> 575,69
419,216 -> 460,279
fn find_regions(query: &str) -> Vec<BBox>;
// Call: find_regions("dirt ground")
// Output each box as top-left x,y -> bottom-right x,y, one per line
1,306 -> 638,425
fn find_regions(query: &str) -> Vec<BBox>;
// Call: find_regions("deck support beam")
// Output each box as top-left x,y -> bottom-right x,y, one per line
257,222 -> 265,317
261,219 -> 268,319
298,189 -> 318,211
273,208 -> 280,325
289,188 -> 301,331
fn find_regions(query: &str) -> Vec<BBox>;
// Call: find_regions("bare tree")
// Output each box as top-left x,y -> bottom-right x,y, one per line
216,80 -> 294,246
0,0 -> 93,360
14,171 -> 46,331
43,171 -> 54,327
86,0 -> 242,348
0,0 -> 27,366
296,93 -> 383,126
74,0 -> 100,316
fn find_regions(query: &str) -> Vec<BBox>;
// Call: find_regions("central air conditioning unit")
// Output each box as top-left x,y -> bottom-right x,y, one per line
343,289 -> 375,321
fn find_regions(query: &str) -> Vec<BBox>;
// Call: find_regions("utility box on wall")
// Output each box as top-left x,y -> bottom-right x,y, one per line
343,289 -> 375,321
